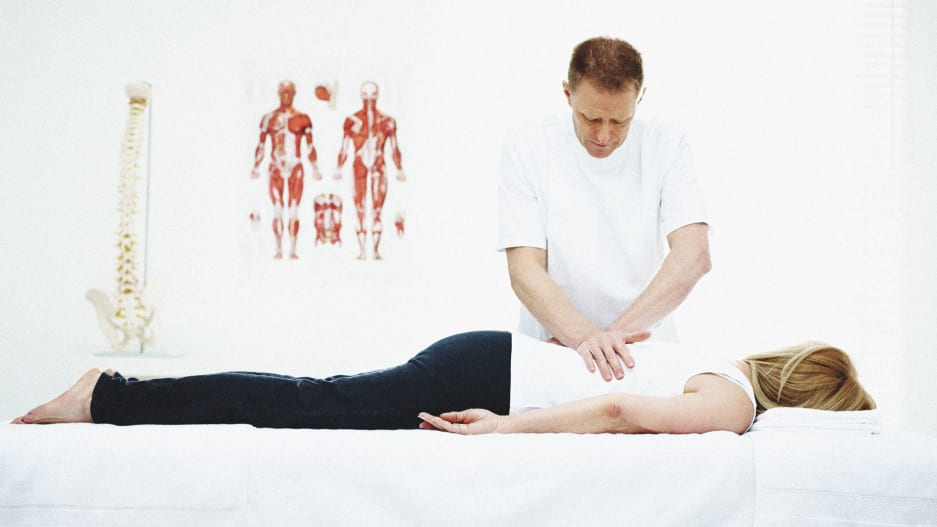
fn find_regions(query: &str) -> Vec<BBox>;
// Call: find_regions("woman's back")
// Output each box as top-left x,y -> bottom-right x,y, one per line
509,333 -> 756,418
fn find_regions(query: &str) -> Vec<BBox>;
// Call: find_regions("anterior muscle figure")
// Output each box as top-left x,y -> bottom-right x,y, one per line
251,81 -> 322,259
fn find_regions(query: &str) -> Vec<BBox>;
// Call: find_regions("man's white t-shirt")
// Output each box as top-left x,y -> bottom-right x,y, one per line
496,113 -> 708,342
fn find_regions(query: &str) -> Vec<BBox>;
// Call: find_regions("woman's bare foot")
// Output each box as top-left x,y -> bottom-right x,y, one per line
14,369 -> 103,424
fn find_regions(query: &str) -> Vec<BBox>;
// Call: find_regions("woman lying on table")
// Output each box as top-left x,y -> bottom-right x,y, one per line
12,330 -> 875,434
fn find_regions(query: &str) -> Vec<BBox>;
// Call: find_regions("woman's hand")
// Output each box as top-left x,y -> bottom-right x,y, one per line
418,409 -> 504,435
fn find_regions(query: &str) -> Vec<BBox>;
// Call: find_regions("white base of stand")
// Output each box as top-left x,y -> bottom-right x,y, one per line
94,351 -> 184,358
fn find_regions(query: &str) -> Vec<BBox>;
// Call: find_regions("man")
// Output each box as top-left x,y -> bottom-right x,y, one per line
250,80 -> 323,259
335,81 -> 406,260
497,37 -> 711,382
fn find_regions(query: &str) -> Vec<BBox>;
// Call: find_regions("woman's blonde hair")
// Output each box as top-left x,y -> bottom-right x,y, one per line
744,341 -> 876,415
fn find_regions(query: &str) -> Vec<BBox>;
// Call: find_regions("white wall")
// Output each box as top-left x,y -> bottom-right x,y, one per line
1,0 -> 935,434
907,0 -> 937,435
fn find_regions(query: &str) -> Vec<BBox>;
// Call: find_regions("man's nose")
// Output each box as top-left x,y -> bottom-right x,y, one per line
596,123 -> 612,144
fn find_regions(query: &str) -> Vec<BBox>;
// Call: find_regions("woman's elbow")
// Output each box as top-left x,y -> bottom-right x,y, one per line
602,398 -> 655,434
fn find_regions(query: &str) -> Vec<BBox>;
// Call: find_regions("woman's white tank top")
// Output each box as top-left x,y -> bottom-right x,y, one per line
509,333 -> 756,421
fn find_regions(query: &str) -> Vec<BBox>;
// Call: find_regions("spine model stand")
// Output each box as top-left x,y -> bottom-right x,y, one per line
87,82 -> 155,352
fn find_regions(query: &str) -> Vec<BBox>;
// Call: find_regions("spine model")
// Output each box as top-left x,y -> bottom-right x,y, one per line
87,82 -> 155,352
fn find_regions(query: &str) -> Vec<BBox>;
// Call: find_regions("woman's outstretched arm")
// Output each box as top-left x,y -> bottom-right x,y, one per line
419,374 -> 754,436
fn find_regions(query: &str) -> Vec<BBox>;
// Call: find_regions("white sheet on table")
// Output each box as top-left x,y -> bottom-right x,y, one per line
0,423 -> 754,527
749,428 -> 937,526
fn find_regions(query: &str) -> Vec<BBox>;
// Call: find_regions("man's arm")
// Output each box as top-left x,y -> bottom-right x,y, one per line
419,375 -> 753,435
606,222 -> 711,333
506,246 -> 639,381
506,246 -> 601,348
506,223 -> 710,380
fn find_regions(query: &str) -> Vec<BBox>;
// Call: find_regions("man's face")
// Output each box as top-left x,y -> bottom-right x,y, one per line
564,78 -> 641,158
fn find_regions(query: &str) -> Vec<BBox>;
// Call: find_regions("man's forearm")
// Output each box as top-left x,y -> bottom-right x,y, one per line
507,223 -> 709,347
608,223 -> 711,333
507,247 -> 600,347
607,250 -> 709,333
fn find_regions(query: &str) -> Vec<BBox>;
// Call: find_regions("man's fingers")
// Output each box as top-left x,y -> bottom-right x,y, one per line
614,341 -> 635,369
579,349 -> 597,374
579,343 -> 620,381
572,331 -> 646,381
599,345 -> 626,380
591,348 -> 614,382
626,331 -> 651,344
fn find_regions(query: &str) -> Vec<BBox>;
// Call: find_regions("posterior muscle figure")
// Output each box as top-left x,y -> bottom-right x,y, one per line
335,81 -> 405,260
251,80 -> 322,259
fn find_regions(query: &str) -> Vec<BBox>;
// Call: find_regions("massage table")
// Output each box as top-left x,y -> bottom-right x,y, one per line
2,409 -> 935,526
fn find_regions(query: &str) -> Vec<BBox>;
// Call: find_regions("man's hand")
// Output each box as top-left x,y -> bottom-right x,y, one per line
418,409 -> 503,435
575,330 -> 651,382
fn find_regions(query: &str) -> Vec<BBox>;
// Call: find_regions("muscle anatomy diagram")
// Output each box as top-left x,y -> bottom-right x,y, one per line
335,81 -> 406,260
248,80 -> 407,262
250,80 -> 322,260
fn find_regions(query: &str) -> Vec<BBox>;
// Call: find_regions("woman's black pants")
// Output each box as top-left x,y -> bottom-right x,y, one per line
90,331 -> 512,429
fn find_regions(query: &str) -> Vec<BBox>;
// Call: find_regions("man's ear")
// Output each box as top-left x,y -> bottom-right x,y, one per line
637,84 -> 647,105
562,80 -> 572,105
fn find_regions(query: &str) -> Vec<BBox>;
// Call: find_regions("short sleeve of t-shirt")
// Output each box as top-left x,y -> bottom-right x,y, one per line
496,127 -> 546,251
655,128 -> 708,237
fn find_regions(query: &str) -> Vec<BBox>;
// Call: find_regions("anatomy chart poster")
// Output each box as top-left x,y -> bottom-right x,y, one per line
240,72 -> 412,284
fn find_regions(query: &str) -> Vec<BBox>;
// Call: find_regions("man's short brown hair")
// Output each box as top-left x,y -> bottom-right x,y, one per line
567,37 -> 643,93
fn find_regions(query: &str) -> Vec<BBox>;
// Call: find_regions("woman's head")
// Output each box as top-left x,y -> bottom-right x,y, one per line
744,342 -> 875,415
